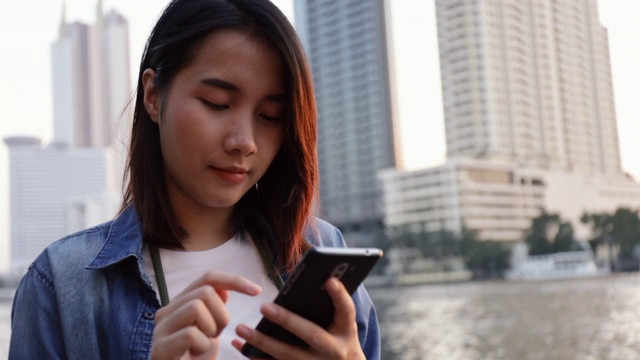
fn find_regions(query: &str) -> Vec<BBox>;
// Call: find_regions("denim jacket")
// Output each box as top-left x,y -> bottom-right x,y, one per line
9,206 -> 380,359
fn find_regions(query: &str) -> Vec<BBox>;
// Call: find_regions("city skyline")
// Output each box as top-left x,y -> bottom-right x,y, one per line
0,0 -> 639,271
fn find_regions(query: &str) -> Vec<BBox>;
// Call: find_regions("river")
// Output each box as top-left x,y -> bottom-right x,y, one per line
2,274 -> 640,359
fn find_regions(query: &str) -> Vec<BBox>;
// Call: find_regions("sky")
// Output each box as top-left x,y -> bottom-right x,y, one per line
0,0 -> 639,272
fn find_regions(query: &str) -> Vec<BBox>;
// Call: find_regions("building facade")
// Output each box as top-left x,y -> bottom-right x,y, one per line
380,160 -> 640,242
294,0 -> 399,240
435,0 -> 620,176
4,137 -> 109,275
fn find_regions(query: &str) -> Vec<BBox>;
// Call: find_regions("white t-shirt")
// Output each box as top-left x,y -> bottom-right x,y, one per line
142,235 -> 279,359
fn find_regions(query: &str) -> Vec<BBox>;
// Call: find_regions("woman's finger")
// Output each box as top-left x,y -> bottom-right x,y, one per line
234,323 -> 309,360
177,270 -> 262,298
155,294 -> 222,338
152,325 -> 212,359
155,271 -> 262,337
324,277 -> 358,334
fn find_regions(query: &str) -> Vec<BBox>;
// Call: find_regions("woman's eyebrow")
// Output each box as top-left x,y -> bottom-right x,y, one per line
200,77 -> 286,102
200,77 -> 239,92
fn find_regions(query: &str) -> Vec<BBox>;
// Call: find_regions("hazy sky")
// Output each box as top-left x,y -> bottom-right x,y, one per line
0,0 -> 638,271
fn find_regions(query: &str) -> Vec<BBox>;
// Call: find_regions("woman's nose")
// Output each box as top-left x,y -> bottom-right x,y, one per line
223,116 -> 257,155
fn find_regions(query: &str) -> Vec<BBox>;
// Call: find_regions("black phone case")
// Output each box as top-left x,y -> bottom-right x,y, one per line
241,247 -> 382,358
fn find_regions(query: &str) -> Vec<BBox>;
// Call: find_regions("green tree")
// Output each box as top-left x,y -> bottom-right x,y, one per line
459,227 -> 511,278
582,208 -> 640,269
553,222 -> 580,252
610,208 -> 640,260
580,212 -> 612,253
417,229 -> 459,259
525,212 -> 557,255
525,212 -> 578,255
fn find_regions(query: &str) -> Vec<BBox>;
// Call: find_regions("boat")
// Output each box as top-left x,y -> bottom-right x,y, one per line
506,247 -> 610,281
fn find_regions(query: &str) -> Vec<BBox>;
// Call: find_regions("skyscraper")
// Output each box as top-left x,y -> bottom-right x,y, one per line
435,0 -> 621,176
51,0 -> 131,149
294,0 -> 400,240
51,1 -> 131,192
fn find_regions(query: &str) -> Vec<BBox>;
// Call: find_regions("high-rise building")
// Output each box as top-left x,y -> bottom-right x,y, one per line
51,1 -> 131,192
4,137 -> 109,275
378,0 -> 640,242
294,0 -> 400,240
51,0 -> 131,150
435,0 -> 621,176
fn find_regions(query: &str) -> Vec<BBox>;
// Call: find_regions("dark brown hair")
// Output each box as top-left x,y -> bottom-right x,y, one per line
121,0 -> 317,272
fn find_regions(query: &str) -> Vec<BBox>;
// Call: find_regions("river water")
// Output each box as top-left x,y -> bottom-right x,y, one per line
2,274 -> 640,359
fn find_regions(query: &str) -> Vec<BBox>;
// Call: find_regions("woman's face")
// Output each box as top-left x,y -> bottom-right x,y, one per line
143,30 -> 286,215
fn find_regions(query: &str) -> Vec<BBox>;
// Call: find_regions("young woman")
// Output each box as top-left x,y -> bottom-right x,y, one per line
9,0 -> 380,359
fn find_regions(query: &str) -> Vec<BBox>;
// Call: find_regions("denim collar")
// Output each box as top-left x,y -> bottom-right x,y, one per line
86,205 -> 144,270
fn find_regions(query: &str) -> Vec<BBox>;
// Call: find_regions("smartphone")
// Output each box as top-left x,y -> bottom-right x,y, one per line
241,246 -> 383,358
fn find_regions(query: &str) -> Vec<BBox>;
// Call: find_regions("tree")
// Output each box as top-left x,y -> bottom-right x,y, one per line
525,212 -> 578,255
417,229 -> 459,259
525,212 -> 558,255
610,208 -> 640,260
459,227 -> 511,278
582,208 -> 640,270
553,222 -> 580,252
581,211 -> 613,266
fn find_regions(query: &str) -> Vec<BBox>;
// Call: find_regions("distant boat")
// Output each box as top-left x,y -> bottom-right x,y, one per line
506,250 -> 610,281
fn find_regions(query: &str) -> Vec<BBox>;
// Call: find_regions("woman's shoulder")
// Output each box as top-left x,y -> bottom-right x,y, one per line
306,217 -> 347,248
31,206 -> 143,274
32,221 -> 114,271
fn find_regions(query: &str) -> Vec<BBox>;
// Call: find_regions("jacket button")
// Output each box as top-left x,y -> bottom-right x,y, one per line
144,311 -> 155,320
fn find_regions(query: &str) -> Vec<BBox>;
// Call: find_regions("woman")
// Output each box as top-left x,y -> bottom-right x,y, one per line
9,0 -> 380,359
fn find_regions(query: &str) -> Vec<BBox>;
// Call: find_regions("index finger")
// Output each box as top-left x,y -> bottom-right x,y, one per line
177,271 -> 262,298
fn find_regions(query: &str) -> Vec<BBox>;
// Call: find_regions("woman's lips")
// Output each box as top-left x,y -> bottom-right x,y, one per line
210,166 -> 248,183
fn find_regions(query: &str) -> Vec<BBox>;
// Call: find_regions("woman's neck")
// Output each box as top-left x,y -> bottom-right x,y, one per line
174,206 -> 236,251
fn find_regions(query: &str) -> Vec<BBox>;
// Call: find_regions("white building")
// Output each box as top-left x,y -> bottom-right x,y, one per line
434,0 -> 620,176
380,160 -> 640,242
4,137 -> 111,275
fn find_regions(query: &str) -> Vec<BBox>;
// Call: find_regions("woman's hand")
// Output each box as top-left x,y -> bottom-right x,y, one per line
151,271 -> 262,360
231,277 -> 365,360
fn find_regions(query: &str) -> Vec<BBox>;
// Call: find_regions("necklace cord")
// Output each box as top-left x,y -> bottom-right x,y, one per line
149,244 -> 170,307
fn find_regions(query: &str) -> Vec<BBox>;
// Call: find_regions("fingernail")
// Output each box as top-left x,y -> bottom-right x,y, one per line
262,303 -> 278,317
237,324 -> 252,338
326,277 -> 339,292
245,280 -> 262,295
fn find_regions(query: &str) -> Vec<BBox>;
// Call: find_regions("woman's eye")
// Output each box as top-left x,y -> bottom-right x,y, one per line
260,113 -> 282,122
200,99 -> 229,111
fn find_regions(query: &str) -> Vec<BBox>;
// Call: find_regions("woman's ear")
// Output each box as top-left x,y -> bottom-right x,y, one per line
142,68 -> 161,124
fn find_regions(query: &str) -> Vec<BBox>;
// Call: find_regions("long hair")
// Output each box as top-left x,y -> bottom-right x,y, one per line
121,0 -> 317,272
